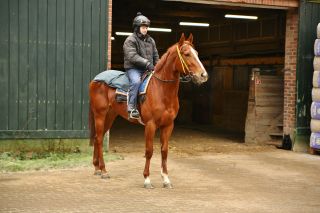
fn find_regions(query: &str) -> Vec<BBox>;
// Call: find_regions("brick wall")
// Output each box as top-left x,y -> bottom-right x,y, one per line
284,9 -> 298,135
107,0 -> 112,69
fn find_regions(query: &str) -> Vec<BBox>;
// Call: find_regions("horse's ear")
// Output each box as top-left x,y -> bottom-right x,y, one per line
179,33 -> 185,46
187,33 -> 193,44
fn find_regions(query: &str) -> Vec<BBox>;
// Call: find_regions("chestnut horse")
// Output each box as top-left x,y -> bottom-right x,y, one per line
89,33 -> 208,188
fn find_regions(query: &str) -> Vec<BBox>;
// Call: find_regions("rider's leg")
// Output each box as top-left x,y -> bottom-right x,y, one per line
127,68 -> 143,118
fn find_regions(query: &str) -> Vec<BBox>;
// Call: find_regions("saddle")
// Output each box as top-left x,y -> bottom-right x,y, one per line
93,70 -> 153,103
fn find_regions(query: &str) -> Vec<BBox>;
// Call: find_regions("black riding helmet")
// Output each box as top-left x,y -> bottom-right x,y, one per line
133,12 -> 150,28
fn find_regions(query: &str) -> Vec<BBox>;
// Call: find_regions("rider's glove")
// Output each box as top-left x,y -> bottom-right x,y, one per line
146,63 -> 155,71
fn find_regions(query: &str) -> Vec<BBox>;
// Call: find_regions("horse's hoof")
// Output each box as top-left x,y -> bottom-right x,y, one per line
144,183 -> 154,189
163,182 -> 173,189
101,173 -> 110,179
94,171 -> 101,176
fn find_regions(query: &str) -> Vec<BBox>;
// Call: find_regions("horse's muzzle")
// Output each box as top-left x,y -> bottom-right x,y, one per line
192,71 -> 208,84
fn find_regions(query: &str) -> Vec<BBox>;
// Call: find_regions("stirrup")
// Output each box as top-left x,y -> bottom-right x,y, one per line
129,109 -> 140,119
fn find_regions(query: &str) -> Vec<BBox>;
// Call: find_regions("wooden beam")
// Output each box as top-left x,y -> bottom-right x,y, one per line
198,37 -> 284,57
202,56 -> 284,66
163,0 -> 298,10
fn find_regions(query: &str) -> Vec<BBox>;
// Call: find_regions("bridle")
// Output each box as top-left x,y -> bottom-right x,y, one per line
152,44 -> 193,83
176,45 -> 190,75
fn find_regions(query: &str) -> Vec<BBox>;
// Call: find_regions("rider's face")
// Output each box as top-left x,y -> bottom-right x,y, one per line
140,25 -> 148,35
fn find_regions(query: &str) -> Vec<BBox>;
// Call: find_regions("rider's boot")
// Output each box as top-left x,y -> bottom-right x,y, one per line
128,109 -> 140,119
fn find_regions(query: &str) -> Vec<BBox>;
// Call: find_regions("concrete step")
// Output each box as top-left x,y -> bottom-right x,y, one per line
269,132 -> 283,138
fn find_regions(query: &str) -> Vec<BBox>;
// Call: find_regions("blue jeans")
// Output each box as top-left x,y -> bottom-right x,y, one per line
126,68 -> 144,111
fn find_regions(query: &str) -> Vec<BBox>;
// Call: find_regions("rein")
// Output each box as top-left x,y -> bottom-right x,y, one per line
152,44 -> 191,83
152,71 -> 177,83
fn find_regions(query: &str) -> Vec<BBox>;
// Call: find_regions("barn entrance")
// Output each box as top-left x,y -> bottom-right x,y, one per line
111,0 -> 286,142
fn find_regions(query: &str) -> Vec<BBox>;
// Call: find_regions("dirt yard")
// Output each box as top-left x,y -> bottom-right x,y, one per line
1,120 -> 320,212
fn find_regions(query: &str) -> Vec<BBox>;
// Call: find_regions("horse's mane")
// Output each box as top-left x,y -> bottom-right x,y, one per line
154,43 -> 178,72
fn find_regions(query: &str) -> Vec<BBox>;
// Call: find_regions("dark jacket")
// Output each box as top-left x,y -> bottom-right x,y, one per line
123,32 -> 159,70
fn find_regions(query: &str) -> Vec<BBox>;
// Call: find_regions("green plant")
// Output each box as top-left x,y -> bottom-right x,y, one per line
0,151 -> 123,172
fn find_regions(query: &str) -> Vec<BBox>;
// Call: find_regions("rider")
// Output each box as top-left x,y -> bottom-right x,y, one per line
123,12 -> 159,119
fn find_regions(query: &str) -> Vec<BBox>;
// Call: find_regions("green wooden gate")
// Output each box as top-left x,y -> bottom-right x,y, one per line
296,0 -> 320,135
294,0 -> 320,149
0,0 -> 109,139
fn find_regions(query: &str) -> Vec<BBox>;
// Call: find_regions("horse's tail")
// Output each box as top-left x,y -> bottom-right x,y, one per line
89,83 -> 95,146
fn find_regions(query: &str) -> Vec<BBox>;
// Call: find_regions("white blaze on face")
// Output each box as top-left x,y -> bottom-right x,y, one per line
190,46 -> 206,73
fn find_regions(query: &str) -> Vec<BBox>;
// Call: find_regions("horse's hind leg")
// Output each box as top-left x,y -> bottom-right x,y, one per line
93,142 -> 100,175
90,82 -> 115,179
160,123 -> 174,189
94,109 -> 118,179
93,110 -> 109,178
104,109 -> 118,135
102,109 -> 118,164
143,121 -> 156,189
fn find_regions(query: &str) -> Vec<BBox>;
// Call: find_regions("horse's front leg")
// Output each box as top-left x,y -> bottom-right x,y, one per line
143,121 -> 156,189
160,123 -> 174,189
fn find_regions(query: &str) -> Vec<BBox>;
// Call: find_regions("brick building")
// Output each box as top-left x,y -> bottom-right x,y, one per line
107,0 -> 312,151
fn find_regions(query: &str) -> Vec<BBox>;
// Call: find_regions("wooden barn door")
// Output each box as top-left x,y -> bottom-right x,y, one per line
0,0 -> 109,138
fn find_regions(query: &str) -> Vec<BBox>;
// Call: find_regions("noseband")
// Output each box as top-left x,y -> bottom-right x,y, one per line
152,44 -> 193,83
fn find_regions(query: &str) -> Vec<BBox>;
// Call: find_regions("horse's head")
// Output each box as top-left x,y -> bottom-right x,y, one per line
176,33 -> 208,84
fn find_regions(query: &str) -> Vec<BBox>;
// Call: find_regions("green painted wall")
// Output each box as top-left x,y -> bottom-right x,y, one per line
295,0 -> 320,149
0,0 -> 109,139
